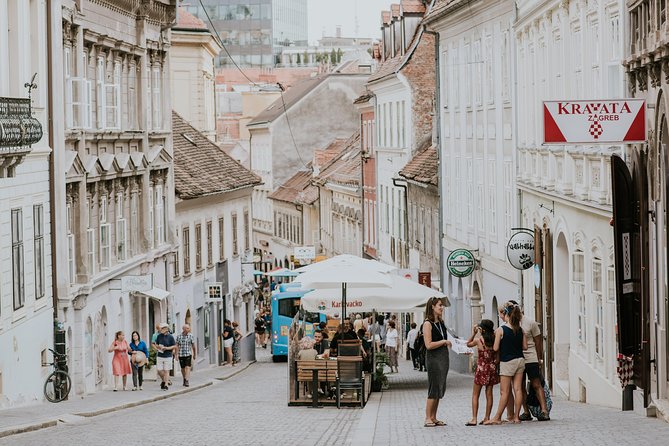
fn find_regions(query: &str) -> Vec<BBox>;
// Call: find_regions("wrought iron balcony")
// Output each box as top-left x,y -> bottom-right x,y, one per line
0,96 -> 43,177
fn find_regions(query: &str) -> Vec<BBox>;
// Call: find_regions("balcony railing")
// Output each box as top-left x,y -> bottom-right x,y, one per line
0,96 -> 43,177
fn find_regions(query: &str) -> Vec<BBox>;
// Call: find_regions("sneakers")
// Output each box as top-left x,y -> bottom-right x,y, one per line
183,380 -> 189,387
160,382 -> 168,391
518,413 -> 532,421
537,411 -> 550,421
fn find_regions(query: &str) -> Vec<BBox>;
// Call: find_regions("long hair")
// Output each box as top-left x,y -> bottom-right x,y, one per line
479,319 -> 495,347
424,297 -> 445,322
503,302 -> 522,333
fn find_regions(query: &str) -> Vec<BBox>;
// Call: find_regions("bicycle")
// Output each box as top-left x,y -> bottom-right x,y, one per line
43,348 -> 71,403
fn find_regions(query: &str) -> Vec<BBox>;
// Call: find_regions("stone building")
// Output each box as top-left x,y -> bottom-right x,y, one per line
247,65 -> 367,268
0,0 -> 60,408
624,0 -> 669,419
367,0 -> 435,271
513,0 -> 625,408
424,0 -> 516,372
59,0 -> 178,395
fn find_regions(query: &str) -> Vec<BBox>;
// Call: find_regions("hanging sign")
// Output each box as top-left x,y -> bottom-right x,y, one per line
121,274 -> 153,292
506,231 -> 535,270
446,249 -> 475,278
543,99 -> 646,144
205,282 -> 223,302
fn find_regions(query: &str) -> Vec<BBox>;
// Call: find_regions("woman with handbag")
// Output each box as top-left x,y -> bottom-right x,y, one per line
128,331 -> 149,391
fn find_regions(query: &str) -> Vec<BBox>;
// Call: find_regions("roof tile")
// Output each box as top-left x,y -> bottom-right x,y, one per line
172,111 -> 261,199
399,145 -> 438,186
175,6 -> 208,31
267,169 -> 319,205
401,0 -> 426,14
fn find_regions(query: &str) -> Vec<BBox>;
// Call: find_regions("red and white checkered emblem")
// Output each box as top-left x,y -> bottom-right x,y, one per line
589,119 -> 603,139
617,353 -> 634,388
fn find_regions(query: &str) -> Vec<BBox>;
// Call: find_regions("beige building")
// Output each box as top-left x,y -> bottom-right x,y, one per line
170,8 -> 221,141
59,0 -> 177,395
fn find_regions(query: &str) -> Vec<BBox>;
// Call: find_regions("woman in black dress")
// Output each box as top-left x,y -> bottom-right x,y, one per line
423,297 -> 451,427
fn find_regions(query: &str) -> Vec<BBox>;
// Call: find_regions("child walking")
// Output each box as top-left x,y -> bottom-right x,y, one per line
466,319 -> 499,426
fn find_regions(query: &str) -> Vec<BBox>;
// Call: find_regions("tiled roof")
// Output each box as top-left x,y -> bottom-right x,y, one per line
268,169 -> 319,205
368,55 -> 403,83
315,131 -> 362,187
172,111 -> 261,199
423,0 -> 458,24
175,6 -> 208,31
247,75 -> 328,126
401,0 -> 427,14
382,11 -> 392,25
399,144 -> 438,186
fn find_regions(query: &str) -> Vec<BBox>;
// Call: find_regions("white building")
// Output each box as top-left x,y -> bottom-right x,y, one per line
514,0 -> 625,407
0,0 -> 60,408
58,0 -> 177,395
424,0 -> 517,373
171,112 -> 261,365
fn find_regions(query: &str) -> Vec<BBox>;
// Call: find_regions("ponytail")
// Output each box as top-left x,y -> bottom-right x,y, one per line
508,306 -> 522,333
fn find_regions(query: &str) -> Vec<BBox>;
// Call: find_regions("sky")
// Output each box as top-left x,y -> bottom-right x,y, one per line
307,0 -> 395,44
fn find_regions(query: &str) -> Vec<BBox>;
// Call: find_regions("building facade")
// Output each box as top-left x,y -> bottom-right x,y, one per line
514,0 -> 625,408
247,70 -> 367,267
624,0 -> 669,419
172,112 -> 261,366
425,0 -> 517,371
183,0 -> 307,67
59,0 -> 178,396
0,0 -> 59,408
368,1 -> 434,271
355,93 -> 378,259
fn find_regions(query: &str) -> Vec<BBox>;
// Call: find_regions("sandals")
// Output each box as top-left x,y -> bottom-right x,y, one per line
434,420 -> 446,426
482,420 -> 502,425
465,421 -> 477,426
423,422 -> 437,427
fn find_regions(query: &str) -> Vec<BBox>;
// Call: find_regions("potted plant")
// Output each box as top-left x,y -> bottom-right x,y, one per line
372,351 -> 389,392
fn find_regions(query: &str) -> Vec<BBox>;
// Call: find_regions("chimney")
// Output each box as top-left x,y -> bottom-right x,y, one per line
336,26 -> 342,38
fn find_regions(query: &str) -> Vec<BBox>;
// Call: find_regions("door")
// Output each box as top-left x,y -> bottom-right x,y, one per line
544,227 -> 554,388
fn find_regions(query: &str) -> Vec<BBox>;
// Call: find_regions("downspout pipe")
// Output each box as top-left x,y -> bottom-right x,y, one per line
392,177 -> 408,266
47,0 -> 58,321
423,26 -> 441,292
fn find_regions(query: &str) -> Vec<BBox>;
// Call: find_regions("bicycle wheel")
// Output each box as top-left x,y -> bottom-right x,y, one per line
44,370 -> 71,403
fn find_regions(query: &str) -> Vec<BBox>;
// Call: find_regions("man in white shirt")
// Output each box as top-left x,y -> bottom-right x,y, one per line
406,322 -> 419,370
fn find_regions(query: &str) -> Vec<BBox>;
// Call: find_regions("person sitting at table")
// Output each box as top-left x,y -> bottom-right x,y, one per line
329,319 -> 360,357
297,336 -> 318,361
313,330 -> 330,356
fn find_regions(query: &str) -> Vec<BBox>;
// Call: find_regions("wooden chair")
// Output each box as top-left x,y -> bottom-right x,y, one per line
338,340 -> 362,357
336,356 -> 365,408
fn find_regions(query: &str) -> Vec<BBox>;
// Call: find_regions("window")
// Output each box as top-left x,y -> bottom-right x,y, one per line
243,210 -> 250,251
219,217 -> 225,261
127,60 -> 137,129
130,192 -> 138,256
206,221 -> 213,266
232,213 -> 239,256
148,186 -> 154,248
155,185 -> 165,245
99,195 -> 111,269
87,197 -> 96,276
96,55 -> 105,128
173,236 -> 180,279
105,61 -> 121,129
488,159 -> 497,236
34,204 -> 45,299
116,192 -> 126,261
151,66 -> 162,130
607,266 -> 616,302
67,202 -> 75,284
504,161 -> 513,238
573,251 -> 586,344
195,223 -> 202,270
12,208 -> 25,310
183,227 -> 191,274
593,259 -> 604,359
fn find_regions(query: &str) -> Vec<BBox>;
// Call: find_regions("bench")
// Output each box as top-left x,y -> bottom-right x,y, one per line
295,360 -> 338,407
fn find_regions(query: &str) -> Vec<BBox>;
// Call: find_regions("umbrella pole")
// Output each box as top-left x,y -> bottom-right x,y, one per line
342,282 -> 347,322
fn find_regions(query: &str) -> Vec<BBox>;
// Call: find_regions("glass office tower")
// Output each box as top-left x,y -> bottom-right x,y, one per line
184,0 -> 308,67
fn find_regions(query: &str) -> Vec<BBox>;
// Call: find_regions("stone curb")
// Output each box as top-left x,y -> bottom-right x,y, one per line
0,361 -> 256,439
349,391 -> 383,446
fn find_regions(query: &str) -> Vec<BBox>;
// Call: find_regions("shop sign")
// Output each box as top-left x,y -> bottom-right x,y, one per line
446,249 -> 475,278
121,274 -> 153,292
543,99 -> 646,144
293,246 -> 316,261
418,272 -> 432,288
506,231 -> 535,270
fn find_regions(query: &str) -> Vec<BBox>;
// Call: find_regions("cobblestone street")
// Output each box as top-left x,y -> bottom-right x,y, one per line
3,352 -> 669,446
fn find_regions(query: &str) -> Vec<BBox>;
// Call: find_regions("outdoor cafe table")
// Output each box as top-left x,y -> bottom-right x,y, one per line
299,358 -> 337,408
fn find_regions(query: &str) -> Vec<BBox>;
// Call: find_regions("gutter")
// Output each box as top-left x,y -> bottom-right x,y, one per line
392,177 -> 408,266
47,0 -> 58,320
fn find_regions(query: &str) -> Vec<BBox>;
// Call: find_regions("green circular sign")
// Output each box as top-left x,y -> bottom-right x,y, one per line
447,249 -> 475,278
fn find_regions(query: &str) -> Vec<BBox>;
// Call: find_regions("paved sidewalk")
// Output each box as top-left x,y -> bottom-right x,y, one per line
350,361 -> 669,446
0,360 -> 252,439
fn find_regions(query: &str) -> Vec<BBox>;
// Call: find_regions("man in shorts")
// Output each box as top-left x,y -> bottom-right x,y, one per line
176,324 -> 196,387
222,319 -> 235,366
153,323 -> 176,390
510,300 -> 550,421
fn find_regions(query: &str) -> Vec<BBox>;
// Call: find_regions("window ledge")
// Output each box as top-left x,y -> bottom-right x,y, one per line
182,272 -> 193,278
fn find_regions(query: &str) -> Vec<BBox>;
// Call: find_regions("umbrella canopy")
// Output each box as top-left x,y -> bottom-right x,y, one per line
294,254 -> 396,274
264,268 -> 299,278
301,274 -> 448,314
252,269 -> 264,276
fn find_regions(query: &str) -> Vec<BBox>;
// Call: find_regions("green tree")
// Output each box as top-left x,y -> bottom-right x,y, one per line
303,51 -> 309,65
297,53 -> 301,65
337,48 -> 343,63
330,48 -> 337,64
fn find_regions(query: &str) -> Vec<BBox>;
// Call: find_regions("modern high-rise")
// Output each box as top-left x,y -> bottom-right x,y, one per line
183,0 -> 308,67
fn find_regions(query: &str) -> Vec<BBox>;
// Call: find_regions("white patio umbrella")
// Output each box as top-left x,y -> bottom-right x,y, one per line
294,254 -> 396,274
292,255 -> 394,320
301,273 -> 448,315
264,268 -> 299,278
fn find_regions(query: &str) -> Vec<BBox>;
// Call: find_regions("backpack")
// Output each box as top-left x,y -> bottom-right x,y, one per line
415,329 -> 426,356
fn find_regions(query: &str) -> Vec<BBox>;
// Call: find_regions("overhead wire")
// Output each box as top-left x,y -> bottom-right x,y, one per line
197,0 -> 309,169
